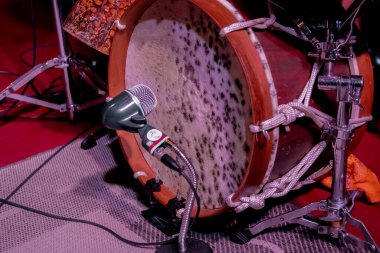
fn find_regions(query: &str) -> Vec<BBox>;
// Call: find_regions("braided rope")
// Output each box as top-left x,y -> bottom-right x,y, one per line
219,15 -> 308,41
220,16 -> 276,37
226,141 -> 328,212
227,113 -> 372,213
224,56 -> 372,212
250,61 -> 323,135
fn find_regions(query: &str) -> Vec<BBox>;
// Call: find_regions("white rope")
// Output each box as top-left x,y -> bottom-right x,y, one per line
226,141 -> 328,212
133,171 -> 147,179
227,113 -> 372,213
225,55 -> 373,212
176,208 -> 185,218
219,15 -> 308,41
220,16 -> 276,37
250,61 -> 323,135
350,115 -> 373,129
114,19 -> 126,30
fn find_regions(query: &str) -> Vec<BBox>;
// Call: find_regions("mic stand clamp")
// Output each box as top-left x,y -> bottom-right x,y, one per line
230,19 -> 379,252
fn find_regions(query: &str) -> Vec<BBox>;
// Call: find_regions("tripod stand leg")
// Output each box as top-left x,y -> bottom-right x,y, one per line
52,0 -> 75,120
1,0 -> 107,120
340,212 -> 380,252
0,59 -> 65,101
71,58 -> 108,94
75,67 -> 107,96
230,201 -> 325,244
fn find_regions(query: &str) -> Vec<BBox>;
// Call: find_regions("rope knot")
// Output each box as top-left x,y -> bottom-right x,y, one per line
278,104 -> 298,125
264,15 -> 276,27
225,194 -> 241,208
247,195 -> 266,210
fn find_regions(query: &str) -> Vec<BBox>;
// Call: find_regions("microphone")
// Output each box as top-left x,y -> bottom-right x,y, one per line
101,84 -> 157,132
101,84 -> 180,172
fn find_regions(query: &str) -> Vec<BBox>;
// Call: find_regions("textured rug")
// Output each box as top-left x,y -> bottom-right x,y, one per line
0,136 -> 368,253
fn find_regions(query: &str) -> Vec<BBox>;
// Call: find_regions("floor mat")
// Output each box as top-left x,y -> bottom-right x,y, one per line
0,136 -> 368,253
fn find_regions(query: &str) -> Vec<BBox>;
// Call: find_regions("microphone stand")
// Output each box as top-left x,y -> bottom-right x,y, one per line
136,124 -> 212,253
155,141 -> 212,253
230,19 -> 380,253
100,89 -> 212,252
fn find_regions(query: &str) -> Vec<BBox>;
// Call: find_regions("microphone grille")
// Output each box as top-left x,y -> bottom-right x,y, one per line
129,84 -> 157,115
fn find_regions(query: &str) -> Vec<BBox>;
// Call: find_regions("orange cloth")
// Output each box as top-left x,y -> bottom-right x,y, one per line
320,154 -> 380,203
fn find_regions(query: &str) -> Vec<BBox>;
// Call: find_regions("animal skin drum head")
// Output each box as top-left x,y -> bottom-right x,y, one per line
124,0 -> 254,209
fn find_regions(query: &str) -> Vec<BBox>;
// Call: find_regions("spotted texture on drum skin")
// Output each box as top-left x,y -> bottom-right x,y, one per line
124,0 -> 254,209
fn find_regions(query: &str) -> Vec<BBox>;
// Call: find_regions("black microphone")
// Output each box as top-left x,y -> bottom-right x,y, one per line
101,84 -> 157,132
101,84 -> 181,172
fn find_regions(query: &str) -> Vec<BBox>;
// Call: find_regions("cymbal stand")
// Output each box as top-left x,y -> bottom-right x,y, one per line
0,0 -> 107,120
230,19 -> 380,253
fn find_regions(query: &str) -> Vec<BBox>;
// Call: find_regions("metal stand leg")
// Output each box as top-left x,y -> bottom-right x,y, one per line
0,0 -> 107,120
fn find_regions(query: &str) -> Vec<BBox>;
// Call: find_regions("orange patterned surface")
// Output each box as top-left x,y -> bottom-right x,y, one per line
63,0 -> 135,54
321,154 -> 380,203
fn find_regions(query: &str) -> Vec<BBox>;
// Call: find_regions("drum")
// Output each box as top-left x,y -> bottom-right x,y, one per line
63,0 -> 135,54
108,0 -> 373,218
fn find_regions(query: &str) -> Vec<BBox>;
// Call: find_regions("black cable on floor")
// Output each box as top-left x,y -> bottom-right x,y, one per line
0,198 -> 177,247
0,124 -> 203,248
0,123 -> 96,209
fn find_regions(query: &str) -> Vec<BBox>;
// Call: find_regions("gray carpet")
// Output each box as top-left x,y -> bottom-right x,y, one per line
0,136 -> 367,253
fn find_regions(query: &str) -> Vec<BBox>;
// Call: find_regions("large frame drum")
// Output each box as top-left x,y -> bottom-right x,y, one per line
108,0 -> 373,218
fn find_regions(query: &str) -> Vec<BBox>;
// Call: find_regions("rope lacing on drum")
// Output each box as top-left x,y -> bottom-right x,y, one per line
226,141 -> 328,212
219,4 -> 308,41
114,19 -> 126,30
220,18 -> 309,41
227,112 -> 371,212
250,61 -> 324,137
225,58 -> 372,212
220,15 -> 276,37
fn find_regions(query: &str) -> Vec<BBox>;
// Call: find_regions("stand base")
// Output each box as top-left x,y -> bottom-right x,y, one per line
155,238 -> 213,253
80,128 -> 113,150
141,207 -> 181,236
230,199 -> 380,253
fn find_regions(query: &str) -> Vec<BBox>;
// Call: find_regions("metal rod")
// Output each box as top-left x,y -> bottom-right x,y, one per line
169,143 -> 197,253
330,102 -> 350,206
51,0 -> 75,120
